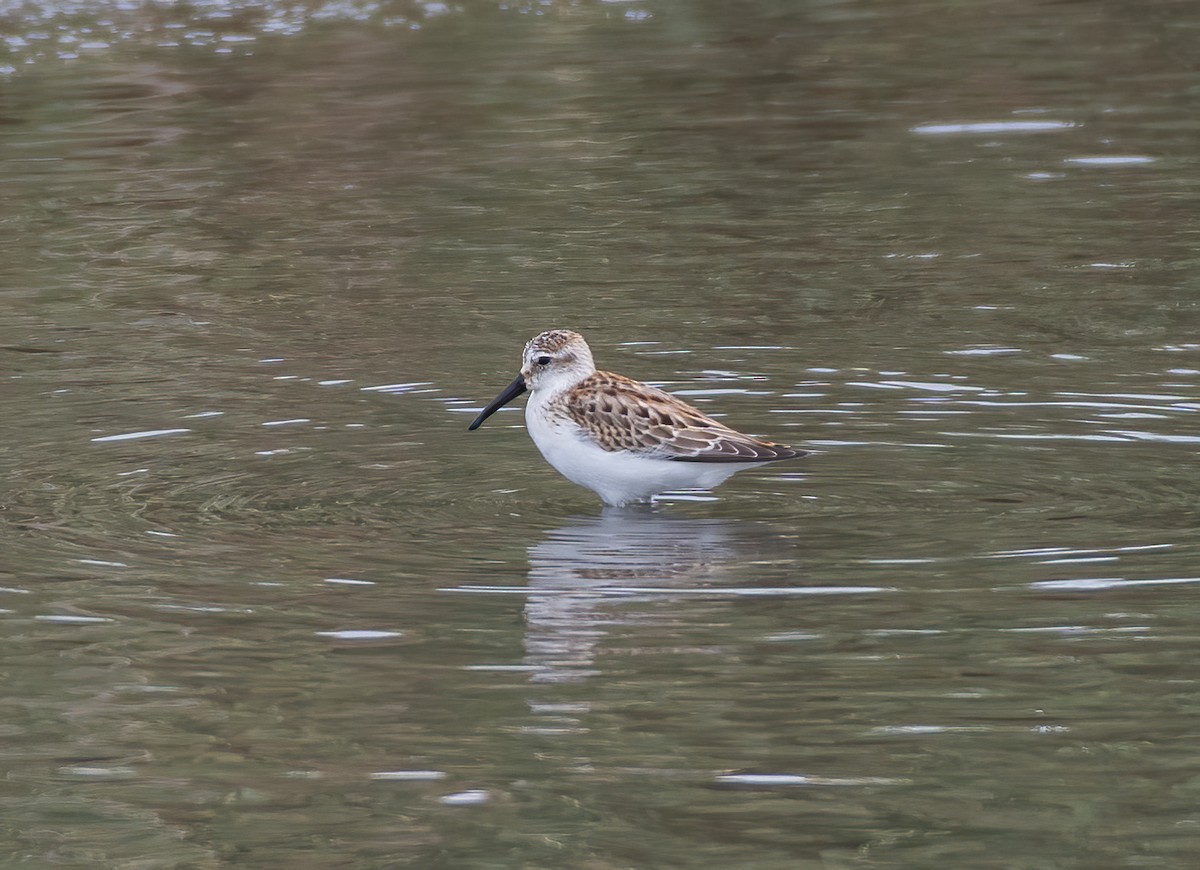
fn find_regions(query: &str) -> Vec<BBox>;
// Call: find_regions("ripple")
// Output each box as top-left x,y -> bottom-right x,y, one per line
1029,577 -> 1200,592
369,770 -> 447,781
1064,156 -> 1156,166
359,381 -> 434,393
1102,430 -> 1200,444
943,347 -> 1023,356
442,584 -> 894,596
1039,556 -> 1119,565
943,432 -> 1129,443
869,725 -> 993,735
57,766 -> 137,778
996,624 -> 1149,634
91,428 -> 191,442
439,789 -> 490,806
714,773 -> 906,787
912,120 -> 1076,135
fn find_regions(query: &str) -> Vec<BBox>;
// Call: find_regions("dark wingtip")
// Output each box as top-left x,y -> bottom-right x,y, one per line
768,444 -> 808,461
743,442 -> 808,462
670,441 -> 809,463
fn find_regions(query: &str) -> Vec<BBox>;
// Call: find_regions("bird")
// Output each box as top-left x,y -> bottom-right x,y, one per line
467,330 -> 806,506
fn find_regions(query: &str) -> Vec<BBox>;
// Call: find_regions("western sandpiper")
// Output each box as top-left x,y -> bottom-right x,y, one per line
468,330 -> 805,505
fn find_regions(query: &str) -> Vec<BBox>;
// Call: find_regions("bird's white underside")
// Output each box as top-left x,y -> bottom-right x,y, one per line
525,389 -> 756,506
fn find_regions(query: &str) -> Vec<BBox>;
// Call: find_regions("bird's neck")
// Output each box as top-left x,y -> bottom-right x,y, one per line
531,366 -> 593,405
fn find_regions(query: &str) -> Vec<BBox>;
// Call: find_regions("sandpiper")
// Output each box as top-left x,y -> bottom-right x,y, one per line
468,330 -> 806,505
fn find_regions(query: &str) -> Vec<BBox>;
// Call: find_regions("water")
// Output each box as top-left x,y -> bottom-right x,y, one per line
3,1 -> 1200,866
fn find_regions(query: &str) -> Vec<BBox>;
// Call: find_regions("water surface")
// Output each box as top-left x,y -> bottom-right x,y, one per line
3,1 -> 1200,867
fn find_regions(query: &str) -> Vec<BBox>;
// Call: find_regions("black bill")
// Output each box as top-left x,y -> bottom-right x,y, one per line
467,374 -> 528,430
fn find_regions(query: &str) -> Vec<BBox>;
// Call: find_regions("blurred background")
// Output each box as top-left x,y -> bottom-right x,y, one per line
3,1 -> 1199,866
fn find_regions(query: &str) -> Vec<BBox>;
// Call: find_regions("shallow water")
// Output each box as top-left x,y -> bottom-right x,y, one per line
3,1 -> 1200,867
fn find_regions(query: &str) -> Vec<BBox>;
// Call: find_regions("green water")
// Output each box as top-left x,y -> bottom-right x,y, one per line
3,1 -> 1200,867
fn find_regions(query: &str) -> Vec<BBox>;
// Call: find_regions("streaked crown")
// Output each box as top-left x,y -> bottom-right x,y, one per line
521,329 -> 596,393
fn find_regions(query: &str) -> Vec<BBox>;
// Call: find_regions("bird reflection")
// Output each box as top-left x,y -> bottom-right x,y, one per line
522,507 -> 742,684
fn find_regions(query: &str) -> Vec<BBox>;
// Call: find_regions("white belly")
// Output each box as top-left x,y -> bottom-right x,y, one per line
525,401 -> 748,506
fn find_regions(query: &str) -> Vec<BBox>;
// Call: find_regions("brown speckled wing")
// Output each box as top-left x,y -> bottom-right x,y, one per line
557,371 -> 805,463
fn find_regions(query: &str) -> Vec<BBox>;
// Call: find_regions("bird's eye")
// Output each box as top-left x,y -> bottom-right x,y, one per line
536,355 -> 552,366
